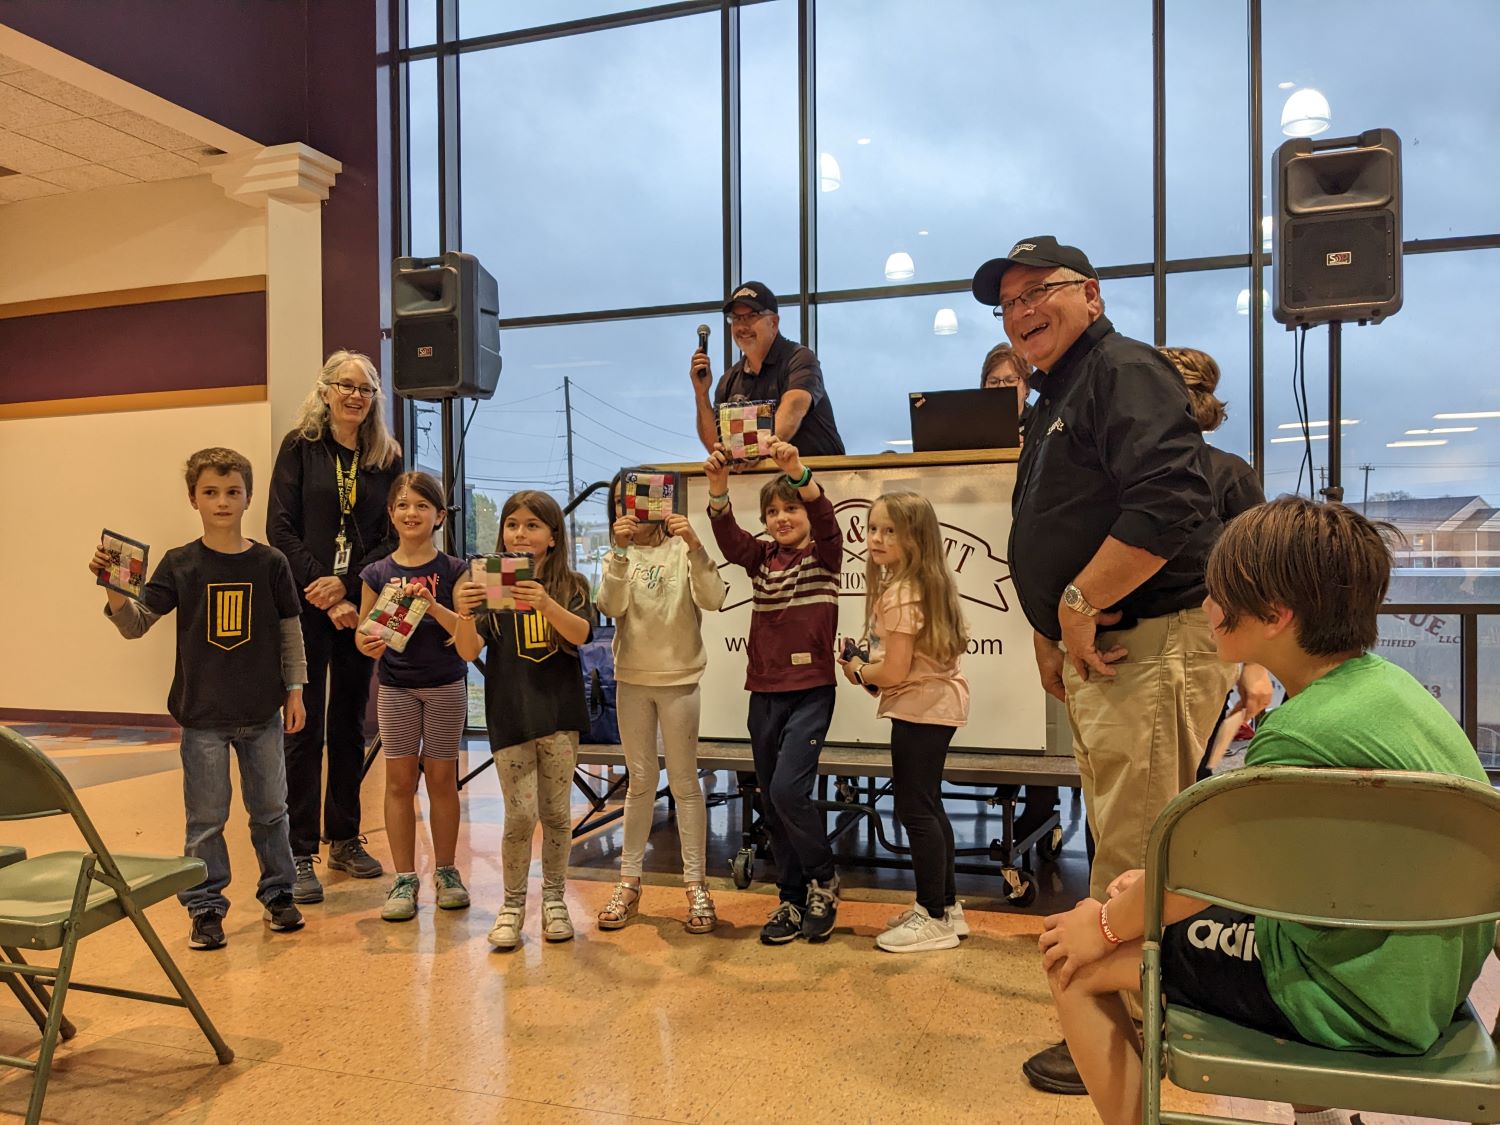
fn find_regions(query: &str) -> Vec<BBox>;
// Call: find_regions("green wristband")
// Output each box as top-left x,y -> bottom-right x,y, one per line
788,466 -> 812,488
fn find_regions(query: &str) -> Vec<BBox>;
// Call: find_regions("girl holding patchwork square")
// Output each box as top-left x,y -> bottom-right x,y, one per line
356,472 -> 476,923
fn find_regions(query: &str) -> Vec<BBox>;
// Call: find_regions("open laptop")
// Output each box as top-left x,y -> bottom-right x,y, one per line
908,388 -> 1020,452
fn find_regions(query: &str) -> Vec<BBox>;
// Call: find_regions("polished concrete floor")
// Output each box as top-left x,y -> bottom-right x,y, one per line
0,725 -> 1489,1124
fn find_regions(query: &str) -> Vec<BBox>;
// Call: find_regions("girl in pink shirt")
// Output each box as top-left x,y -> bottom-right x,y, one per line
839,491 -> 970,954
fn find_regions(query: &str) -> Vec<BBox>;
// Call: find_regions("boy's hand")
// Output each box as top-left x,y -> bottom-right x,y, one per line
704,448 -> 731,497
305,575 -> 345,610
1038,898 -> 1114,987
88,546 -> 110,579
1106,868 -> 1145,900
612,515 -> 639,548
512,580 -> 551,612
664,513 -> 700,549
453,577 -> 486,614
328,601 -> 359,630
768,437 -> 804,479
284,690 -> 306,733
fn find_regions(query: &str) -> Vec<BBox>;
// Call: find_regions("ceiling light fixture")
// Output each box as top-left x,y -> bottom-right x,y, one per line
818,152 -> 842,192
932,308 -> 958,336
1434,411 -> 1500,420
1386,439 -> 1448,448
1280,87 -> 1331,137
884,251 -> 915,280
1270,435 -> 1329,444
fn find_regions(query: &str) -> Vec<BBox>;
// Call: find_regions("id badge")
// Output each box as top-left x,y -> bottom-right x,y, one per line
333,539 -> 352,576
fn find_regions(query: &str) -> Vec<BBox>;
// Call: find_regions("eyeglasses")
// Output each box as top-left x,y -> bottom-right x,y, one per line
986,377 -> 1023,389
325,380 -> 378,400
726,310 -> 772,326
993,278 -> 1086,318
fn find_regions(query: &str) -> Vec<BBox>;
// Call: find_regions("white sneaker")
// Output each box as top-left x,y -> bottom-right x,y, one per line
885,899 -> 969,938
876,903 -> 959,954
542,898 -> 575,942
488,905 -> 523,950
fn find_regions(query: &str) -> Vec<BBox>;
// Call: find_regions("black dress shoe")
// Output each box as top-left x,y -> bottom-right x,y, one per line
1021,1039 -> 1087,1095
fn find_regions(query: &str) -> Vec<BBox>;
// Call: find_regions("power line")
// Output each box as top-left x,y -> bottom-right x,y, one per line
491,385 -> 562,408
569,405 -> 696,461
570,381 -> 699,442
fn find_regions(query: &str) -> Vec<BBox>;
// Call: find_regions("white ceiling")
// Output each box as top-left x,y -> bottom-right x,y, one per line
0,49 -> 229,205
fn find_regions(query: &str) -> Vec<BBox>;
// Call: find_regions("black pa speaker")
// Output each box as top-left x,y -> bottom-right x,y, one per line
392,252 -> 501,400
1273,128 -> 1402,328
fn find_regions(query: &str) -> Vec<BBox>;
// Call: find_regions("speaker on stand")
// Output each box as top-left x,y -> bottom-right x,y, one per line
1272,128 -> 1402,502
392,252 -> 502,552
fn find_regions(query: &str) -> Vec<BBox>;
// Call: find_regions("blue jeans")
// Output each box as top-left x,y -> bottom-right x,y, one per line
178,715 -> 296,918
747,685 -> 837,902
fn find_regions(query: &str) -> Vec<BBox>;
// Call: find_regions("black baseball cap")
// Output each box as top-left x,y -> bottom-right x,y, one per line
722,281 -> 778,315
971,236 -> 1097,306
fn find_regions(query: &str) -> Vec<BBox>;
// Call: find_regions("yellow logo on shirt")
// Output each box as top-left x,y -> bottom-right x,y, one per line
514,609 -> 559,664
207,583 -> 252,651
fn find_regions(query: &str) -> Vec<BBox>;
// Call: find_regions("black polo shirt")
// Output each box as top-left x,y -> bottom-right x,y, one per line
1009,317 -> 1220,642
713,333 -> 846,457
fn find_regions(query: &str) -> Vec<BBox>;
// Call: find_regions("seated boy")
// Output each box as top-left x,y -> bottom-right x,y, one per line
704,438 -> 843,944
91,447 -> 309,952
1038,497 -> 1495,1125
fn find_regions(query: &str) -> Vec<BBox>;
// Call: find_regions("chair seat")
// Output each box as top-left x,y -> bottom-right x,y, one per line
0,852 -> 207,950
1165,1002 -> 1500,1123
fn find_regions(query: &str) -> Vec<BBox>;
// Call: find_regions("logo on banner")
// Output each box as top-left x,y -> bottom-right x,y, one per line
207,583 -> 252,650
714,498 -> 1016,615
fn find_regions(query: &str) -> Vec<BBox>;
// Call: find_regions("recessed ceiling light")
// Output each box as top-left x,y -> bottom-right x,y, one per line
857,137 -> 872,145
1434,411 -> 1500,419
1430,426 -> 1478,433
917,229 -> 929,236
1275,420 -> 1358,430
1404,429 -> 1432,435
886,439 -> 912,447
1386,439 -> 1448,448
1277,81 -> 1296,89
1270,434 -> 1329,443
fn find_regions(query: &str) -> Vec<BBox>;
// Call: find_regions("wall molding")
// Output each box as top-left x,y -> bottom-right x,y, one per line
0,275 -> 267,321
0,384 -> 266,422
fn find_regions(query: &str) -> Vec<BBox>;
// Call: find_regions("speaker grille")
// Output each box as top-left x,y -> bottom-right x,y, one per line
392,317 -> 461,395
1284,213 -> 1396,308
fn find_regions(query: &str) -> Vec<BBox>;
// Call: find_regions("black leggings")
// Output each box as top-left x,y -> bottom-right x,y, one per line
890,719 -> 957,918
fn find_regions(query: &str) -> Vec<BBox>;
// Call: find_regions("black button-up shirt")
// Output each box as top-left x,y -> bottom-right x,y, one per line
1009,317 -> 1220,641
714,333 -> 846,457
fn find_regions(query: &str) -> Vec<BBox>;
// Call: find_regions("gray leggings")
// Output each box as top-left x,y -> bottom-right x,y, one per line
493,730 -> 579,906
617,682 -> 707,883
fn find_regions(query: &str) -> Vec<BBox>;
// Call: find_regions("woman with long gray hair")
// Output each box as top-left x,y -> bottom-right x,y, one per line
268,350 -> 403,903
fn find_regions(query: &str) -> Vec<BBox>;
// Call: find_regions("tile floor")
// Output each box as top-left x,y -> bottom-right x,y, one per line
0,726 -> 1488,1124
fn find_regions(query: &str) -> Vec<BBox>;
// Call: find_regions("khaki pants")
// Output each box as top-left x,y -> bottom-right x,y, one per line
1062,607 -> 1236,902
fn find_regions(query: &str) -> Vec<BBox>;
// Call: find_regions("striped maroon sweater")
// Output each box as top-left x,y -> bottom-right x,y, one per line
710,489 -> 843,692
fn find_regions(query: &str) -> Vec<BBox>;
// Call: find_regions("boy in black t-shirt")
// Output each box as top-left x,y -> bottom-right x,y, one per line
91,448 -> 309,952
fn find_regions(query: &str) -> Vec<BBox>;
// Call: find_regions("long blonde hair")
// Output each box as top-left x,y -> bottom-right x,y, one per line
292,349 -> 402,470
499,490 -> 590,608
864,491 -> 968,664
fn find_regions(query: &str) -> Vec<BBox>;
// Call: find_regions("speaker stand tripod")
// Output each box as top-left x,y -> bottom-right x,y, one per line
1322,320 -> 1344,504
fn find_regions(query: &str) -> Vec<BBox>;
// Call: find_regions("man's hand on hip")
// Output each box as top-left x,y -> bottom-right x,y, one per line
1058,606 -> 1126,682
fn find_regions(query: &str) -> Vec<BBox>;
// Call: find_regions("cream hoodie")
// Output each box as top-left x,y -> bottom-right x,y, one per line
596,535 -> 727,687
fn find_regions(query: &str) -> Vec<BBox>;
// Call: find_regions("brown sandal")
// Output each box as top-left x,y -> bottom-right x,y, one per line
598,881 -> 641,931
684,882 -> 716,934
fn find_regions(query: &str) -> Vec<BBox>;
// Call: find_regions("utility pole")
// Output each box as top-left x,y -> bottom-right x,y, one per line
1359,464 -> 1373,513
1318,465 -> 1327,498
563,376 -> 579,548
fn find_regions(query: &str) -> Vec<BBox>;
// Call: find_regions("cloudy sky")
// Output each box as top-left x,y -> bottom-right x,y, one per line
405,0 -> 1500,526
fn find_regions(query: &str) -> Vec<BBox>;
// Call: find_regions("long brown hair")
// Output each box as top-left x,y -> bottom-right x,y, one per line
386,471 -> 446,531
499,490 -> 589,607
1159,346 -> 1228,433
863,492 -> 968,664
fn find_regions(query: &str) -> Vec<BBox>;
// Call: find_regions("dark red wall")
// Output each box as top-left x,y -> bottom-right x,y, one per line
1,0 -> 388,365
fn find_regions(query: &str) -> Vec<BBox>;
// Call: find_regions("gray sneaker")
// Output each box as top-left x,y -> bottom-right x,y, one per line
292,855 -> 324,904
434,866 -> 470,910
327,836 -> 383,879
381,874 -> 420,922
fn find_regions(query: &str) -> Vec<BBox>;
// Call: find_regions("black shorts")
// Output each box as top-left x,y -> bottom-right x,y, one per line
1160,906 -> 1303,1041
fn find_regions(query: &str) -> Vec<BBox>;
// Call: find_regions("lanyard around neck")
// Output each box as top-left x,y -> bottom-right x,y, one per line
333,445 -> 359,519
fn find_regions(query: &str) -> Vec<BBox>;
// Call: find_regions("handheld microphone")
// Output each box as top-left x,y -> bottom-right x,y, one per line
696,323 -> 710,353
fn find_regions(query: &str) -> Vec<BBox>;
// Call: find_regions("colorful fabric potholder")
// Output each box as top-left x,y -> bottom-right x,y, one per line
471,553 -> 533,612
358,580 -> 432,653
98,529 -> 149,598
718,400 -> 776,461
619,469 -> 684,523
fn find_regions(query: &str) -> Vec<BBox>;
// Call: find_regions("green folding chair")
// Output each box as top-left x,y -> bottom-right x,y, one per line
0,845 -> 76,1045
1141,766 -> 1500,1124
0,725 -> 233,1125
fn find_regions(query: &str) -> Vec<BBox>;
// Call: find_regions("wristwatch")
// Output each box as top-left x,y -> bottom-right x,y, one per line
1062,582 -> 1100,618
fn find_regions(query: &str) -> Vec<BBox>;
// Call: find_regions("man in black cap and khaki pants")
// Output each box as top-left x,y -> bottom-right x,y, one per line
973,237 -> 1236,1095
691,280 -> 845,457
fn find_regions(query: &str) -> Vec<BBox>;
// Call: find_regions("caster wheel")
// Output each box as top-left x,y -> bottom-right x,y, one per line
1002,867 -> 1038,907
730,849 -> 754,889
1037,825 -> 1064,862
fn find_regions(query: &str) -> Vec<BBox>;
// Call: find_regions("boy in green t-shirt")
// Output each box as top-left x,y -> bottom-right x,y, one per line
1036,497 -> 1495,1125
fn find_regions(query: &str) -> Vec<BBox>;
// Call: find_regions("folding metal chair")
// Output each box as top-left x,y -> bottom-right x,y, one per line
0,725 -> 233,1125
1141,766 -> 1500,1124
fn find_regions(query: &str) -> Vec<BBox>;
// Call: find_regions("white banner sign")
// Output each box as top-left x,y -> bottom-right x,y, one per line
688,459 -> 1045,752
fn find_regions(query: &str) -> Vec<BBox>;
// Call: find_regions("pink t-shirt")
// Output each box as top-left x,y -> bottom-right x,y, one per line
869,582 -> 970,727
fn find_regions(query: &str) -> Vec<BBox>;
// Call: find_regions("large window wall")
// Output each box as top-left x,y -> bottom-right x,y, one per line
396,0 -> 1500,744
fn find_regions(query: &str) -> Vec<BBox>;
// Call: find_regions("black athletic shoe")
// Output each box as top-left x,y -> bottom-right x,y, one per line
263,894 -> 305,932
759,901 -> 804,945
188,913 -> 226,951
1021,1039 -> 1087,1095
802,877 -> 840,943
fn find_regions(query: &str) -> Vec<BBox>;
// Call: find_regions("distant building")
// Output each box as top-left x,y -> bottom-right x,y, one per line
1359,496 -> 1500,568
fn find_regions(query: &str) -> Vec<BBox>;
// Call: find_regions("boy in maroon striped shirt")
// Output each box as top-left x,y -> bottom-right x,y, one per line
706,438 -> 844,945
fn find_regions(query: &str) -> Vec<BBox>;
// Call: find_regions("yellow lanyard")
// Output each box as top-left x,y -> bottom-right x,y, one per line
333,448 -> 358,538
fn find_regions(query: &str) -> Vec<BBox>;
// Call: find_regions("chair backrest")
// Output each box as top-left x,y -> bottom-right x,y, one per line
1145,766 -> 1500,932
0,725 -> 84,821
